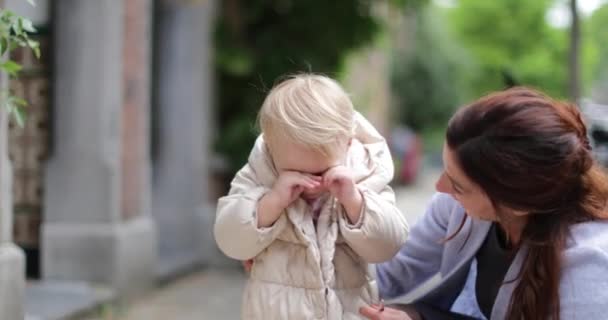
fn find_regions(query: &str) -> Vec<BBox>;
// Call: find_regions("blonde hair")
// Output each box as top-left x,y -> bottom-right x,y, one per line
258,74 -> 355,158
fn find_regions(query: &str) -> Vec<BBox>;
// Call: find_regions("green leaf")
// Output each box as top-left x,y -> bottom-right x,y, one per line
0,17 -> 8,36
26,0 -> 37,7
3,100 -> 13,113
29,40 -> 40,58
11,96 -> 27,107
1,60 -> 22,76
8,40 -> 18,51
14,37 -> 27,47
21,18 -> 36,33
215,46 -> 255,76
12,19 -> 23,36
2,10 -> 15,19
4,97 -> 28,128
13,105 -> 26,127
27,38 -> 39,49
0,37 -> 7,56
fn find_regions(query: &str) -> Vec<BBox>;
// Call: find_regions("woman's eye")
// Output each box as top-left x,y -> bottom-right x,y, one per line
453,186 -> 463,195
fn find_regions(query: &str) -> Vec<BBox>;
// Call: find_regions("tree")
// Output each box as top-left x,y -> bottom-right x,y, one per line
447,0 -> 568,99
586,2 -> 608,102
0,4 -> 39,126
215,0 -> 400,173
391,5 -> 467,133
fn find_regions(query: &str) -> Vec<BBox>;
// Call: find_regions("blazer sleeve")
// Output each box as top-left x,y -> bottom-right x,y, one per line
374,193 -> 455,299
559,244 -> 608,319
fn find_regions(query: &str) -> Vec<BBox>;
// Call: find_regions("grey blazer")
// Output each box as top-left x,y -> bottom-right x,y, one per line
377,193 -> 608,319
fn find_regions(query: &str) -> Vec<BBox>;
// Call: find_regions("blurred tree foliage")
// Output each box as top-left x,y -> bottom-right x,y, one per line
214,0 -> 425,173
587,3 -> 608,86
390,0 -> 602,151
0,6 -> 39,127
447,0 -> 570,99
390,6 -> 466,133
391,0 -> 564,138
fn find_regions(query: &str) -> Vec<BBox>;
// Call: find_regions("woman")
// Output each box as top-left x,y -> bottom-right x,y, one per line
360,87 -> 608,319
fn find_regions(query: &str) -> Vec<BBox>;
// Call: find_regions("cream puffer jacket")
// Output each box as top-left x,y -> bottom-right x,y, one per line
214,113 -> 409,320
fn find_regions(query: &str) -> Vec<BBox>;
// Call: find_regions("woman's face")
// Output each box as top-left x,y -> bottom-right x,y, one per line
435,144 -> 498,221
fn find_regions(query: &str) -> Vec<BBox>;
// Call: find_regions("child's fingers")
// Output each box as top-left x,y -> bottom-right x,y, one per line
323,171 -> 335,188
307,174 -> 323,182
324,172 -> 343,189
286,175 -> 312,189
299,176 -> 321,189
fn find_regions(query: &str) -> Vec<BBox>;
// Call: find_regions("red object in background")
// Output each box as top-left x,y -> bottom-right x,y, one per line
399,136 -> 422,184
243,259 -> 253,273
390,126 -> 423,185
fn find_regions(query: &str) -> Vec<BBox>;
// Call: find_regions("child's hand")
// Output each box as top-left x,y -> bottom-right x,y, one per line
323,166 -> 363,224
257,171 -> 321,228
272,171 -> 322,208
323,166 -> 356,202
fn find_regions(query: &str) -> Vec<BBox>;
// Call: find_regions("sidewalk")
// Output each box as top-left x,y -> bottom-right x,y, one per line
117,269 -> 246,320
394,166 -> 441,226
94,167 -> 441,320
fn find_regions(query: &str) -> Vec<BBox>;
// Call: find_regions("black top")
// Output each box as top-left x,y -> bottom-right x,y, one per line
475,223 -> 515,318
413,223 -> 516,320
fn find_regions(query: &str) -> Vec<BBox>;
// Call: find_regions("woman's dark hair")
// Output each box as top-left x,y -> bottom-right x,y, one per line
446,87 -> 608,319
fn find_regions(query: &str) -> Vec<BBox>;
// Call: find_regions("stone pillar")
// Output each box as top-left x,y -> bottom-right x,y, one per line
7,0 -> 52,279
42,0 -> 157,297
0,4 -> 26,319
152,0 -> 215,276
0,72 -> 26,320
0,1 -> 45,317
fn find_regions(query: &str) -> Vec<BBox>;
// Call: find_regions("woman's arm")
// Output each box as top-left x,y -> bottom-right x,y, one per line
375,193 -> 458,300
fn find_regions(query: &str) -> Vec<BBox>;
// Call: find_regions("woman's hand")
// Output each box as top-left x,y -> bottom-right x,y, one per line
359,305 -> 419,320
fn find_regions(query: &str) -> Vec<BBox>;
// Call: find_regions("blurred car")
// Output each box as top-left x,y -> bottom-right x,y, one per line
582,100 -> 608,167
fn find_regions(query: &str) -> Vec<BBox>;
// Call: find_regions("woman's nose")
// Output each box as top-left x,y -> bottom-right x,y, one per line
435,173 -> 450,193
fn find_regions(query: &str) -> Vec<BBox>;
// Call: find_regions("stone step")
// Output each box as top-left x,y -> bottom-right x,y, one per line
25,281 -> 114,320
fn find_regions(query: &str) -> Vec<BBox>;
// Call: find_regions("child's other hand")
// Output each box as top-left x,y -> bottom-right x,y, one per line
258,171 -> 320,228
323,166 -> 356,202
323,166 -> 363,223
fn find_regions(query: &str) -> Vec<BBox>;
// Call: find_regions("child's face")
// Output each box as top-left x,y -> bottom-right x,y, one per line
270,139 -> 348,200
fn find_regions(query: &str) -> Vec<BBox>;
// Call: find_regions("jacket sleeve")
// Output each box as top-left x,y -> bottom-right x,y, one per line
338,184 -> 409,264
214,164 -> 287,260
374,193 -> 454,300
